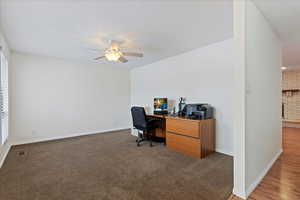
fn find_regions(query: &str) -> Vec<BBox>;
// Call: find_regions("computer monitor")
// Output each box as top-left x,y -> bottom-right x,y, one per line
154,98 -> 168,111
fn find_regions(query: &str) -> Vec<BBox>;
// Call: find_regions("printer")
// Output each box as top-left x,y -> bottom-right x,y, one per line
181,104 -> 213,119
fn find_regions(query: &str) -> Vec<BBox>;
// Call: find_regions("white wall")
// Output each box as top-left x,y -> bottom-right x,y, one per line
10,52 -> 131,144
131,39 -> 234,156
233,0 -> 282,198
245,0 -> 282,195
233,0 -> 246,197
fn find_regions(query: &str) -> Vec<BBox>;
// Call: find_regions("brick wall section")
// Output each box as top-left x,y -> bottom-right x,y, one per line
282,71 -> 300,120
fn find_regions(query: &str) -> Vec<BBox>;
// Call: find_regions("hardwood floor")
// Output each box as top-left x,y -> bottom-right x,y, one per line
249,127 -> 300,199
229,127 -> 300,200
228,194 -> 255,200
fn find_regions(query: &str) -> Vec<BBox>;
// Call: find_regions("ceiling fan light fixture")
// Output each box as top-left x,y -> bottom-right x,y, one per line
281,66 -> 287,70
105,49 -> 122,61
93,40 -> 142,63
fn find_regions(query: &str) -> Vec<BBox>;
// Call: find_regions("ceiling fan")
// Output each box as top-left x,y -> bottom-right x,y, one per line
94,40 -> 143,63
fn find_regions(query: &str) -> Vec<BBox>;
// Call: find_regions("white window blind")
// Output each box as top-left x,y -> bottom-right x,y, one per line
0,49 -> 9,145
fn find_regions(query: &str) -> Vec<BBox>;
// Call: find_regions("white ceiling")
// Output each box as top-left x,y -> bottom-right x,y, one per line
253,0 -> 300,71
0,0 -> 233,68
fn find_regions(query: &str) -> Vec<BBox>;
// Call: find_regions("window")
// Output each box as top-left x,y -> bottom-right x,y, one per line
0,49 -> 8,145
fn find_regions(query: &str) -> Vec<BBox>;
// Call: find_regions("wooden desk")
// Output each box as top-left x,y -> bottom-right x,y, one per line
147,114 -> 215,158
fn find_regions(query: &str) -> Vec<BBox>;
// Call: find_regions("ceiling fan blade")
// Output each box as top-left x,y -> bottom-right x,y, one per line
94,56 -> 105,60
87,48 -> 103,52
119,56 -> 128,63
122,52 -> 143,57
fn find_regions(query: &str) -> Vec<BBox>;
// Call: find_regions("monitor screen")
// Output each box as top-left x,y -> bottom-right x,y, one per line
154,98 -> 168,111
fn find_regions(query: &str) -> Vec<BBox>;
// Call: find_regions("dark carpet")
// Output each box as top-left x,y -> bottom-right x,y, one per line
0,130 -> 233,200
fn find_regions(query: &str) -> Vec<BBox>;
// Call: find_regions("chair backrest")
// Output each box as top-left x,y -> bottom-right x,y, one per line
131,107 -> 147,131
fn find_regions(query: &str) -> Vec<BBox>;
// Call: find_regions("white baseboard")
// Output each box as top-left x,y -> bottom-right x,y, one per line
0,142 -> 12,168
12,127 -> 131,146
216,148 -> 234,156
232,188 -> 246,200
245,149 -> 283,197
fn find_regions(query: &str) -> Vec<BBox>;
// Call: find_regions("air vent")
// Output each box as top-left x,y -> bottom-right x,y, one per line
17,150 -> 25,156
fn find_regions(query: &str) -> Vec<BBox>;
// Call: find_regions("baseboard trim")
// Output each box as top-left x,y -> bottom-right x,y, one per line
232,189 -> 246,200
0,142 -> 12,168
245,149 -> 283,197
12,127 -> 131,146
216,148 -> 234,156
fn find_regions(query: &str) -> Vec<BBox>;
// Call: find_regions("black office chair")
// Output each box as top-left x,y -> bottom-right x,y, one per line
131,106 -> 160,147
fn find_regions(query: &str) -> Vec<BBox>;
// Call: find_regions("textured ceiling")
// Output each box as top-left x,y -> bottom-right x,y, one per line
0,0 -> 233,68
253,0 -> 300,70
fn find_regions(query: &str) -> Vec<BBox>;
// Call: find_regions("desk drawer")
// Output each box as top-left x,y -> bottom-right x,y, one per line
166,132 -> 201,158
166,118 -> 199,138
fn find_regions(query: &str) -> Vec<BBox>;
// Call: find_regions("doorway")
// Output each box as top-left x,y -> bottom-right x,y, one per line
282,70 -> 300,128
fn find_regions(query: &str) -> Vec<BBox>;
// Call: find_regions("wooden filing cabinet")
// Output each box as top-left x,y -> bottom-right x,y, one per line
166,116 -> 215,158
